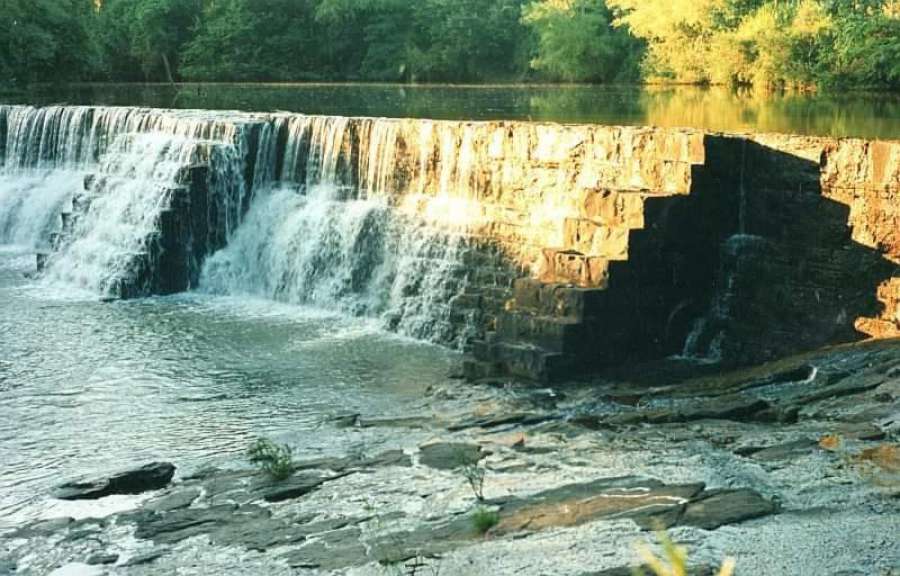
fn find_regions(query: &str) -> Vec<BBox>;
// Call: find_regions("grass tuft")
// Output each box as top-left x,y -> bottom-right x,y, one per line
471,507 -> 500,536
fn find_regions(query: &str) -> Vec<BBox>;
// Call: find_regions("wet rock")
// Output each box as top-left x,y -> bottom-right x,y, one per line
878,411 -> 900,435
446,412 -> 554,432
9,517 -> 75,538
293,449 -> 412,473
144,487 -> 200,512
680,488 -> 777,529
86,553 -> 119,565
331,413 -> 360,428
121,549 -> 167,567
133,503 -> 245,544
54,462 -> 175,500
751,404 -> 801,424
357,416 -> 433,429
598,395 -> 771,427
418,442 -> 486,470
281,527 -> 369,570
797,373 -> 888,404
252,472 -> 343,503
672,395 -> 771,423
833,422 -> 887,442
753,364 -> 817,387
195,469 -> 250,501
368,514 -> 477,565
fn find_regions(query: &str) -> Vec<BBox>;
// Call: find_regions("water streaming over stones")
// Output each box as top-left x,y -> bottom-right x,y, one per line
0,105 -> 479,344
201,114 -> 475,345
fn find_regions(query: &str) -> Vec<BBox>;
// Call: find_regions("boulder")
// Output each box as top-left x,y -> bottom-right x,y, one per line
54,462 -> 175,500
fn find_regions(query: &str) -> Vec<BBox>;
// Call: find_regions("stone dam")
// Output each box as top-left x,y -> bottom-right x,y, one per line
1,104 -> 898,381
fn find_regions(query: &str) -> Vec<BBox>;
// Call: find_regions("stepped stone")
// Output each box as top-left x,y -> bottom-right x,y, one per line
563,219 -> 630,260
538,249 -> 609,288
471,130 -> 900,380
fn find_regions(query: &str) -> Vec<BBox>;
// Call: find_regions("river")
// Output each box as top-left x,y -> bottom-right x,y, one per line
3,83 -> 900,139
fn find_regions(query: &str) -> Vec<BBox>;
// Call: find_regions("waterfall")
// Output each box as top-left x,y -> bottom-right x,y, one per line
40,133 -> 238,295
0,104 -> 258,296
1,105 -> 483,344
201,115 -> 475,345
0,171 -> 81,247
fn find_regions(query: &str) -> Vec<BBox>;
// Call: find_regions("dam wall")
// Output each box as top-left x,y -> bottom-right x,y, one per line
1,104 -> 897,379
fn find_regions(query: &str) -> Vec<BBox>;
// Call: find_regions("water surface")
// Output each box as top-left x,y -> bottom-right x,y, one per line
4,83 -> 899,139
0,246 -> 456,528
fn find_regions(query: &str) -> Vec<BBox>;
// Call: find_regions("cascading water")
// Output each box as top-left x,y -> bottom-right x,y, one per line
1,104 -> 483,345
0,170 -> 81,247
0,104 -> 258,296
41,133 -> 241,295
201,115 -> 476,346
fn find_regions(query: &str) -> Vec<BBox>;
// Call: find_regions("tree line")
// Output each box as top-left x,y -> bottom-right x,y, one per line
2,0 -> 898,90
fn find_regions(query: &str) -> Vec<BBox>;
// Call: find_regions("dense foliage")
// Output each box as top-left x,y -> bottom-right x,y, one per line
1,0 -> 898,90
608,0 -> 900,89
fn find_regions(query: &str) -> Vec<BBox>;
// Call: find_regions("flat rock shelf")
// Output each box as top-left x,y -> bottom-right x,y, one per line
3,338 -> 899,575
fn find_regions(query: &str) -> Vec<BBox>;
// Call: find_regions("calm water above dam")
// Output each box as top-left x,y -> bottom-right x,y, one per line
4,83 -> 900,139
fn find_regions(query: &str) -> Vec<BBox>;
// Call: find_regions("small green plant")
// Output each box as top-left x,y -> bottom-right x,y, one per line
248,438 -> 294,481
471,507 -> 500,536
634,530 -> 734,576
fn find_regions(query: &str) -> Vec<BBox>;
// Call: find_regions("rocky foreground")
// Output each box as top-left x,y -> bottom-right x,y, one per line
3,339 -> 899,576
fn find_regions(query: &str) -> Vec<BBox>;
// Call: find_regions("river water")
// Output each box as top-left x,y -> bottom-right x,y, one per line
0,244 -> 455,529
0,103 -> 469,530
4,83 -> 900,139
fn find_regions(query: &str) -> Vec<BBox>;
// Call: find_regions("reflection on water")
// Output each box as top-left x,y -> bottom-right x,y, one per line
5,83 -> 899,139
0,247 -> 455,528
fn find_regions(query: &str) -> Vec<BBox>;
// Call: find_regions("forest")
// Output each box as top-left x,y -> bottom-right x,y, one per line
1,0 -> 899,90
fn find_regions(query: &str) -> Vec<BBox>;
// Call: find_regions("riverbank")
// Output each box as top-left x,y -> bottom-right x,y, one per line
4,338 -> 898,575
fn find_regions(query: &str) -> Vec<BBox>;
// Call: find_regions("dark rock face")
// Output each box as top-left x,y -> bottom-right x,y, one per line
469,134 -> 900,381
54,462 -> 175,500
86,553 -> 119,566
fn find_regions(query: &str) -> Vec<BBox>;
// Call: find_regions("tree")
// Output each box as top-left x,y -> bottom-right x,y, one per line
523,0 -> 642,82
0,0 -> 98,86
824,2 -> 900,88
182,0 -> 323,82
94,0 -> 201,82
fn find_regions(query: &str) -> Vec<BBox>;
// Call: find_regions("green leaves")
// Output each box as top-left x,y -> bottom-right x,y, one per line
0,0 -> 97,85
6,0 -> 899,89
523,0 -> 642,82
248,438 -> 295,481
